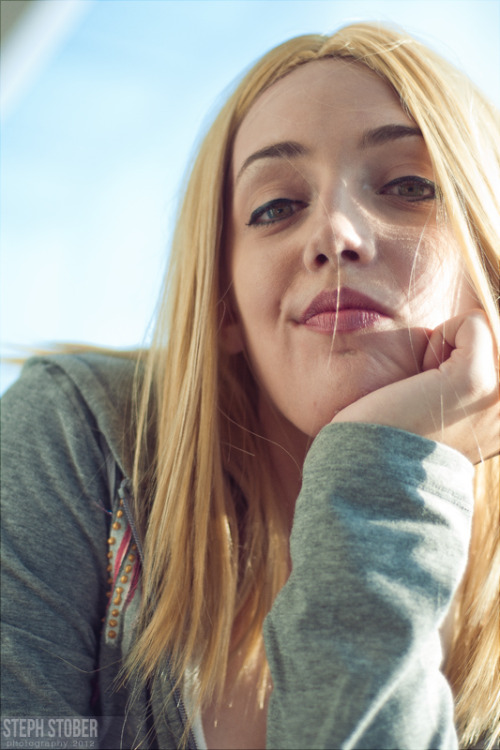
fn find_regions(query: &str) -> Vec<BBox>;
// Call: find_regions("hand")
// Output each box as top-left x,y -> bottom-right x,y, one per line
331,310 -> 499,463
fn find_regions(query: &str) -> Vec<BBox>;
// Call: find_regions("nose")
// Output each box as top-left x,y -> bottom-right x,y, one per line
303,196 -> 376,271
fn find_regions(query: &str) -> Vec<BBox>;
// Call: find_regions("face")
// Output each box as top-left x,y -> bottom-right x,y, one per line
224,59 -> 477,452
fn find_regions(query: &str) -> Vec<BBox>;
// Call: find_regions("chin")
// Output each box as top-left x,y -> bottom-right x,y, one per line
261,349 -> 422,447
288,372 -> 408,438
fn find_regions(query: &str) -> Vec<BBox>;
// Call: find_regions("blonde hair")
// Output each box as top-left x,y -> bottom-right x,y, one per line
128,23 -> 500,748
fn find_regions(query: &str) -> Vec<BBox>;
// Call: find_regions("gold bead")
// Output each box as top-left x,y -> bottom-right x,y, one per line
107,564 -> 112,572
107,537 -> 116,545
128,554 -> 135,562
107,551 -> 113,559
120,575 -> 128,584
125,565 -> 132,573
107,578 -> 113,585
108,630 -> 117,639
112,522 -> 121,531
109,619 -> 118,627
116,509 -> 124,518
131,544 -> 137,551
113,595 -> 122,605
115,586 -> 123,594
111,609 -> 119,617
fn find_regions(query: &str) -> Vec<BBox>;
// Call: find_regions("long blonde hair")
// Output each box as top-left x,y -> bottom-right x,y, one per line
128,23 -> 500,748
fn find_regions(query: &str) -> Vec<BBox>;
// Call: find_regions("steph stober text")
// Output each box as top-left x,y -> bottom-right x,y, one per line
1,718 -> 98,740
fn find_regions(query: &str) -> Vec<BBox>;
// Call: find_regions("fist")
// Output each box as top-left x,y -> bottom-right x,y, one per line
331,310 -> 499,464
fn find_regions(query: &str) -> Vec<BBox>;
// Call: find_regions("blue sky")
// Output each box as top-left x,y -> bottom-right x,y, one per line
1,0 -> 499,392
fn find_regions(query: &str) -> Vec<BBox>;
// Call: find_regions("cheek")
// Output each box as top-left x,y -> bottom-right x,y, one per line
401,232 -> 474,327
231,265 -> 267,327
231,240 -> 292,320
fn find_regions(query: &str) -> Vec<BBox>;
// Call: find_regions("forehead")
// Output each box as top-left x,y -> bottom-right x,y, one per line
232,59 -> 410,172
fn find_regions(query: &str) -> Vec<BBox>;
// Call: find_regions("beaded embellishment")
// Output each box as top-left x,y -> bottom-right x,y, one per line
103,488 -> 140,645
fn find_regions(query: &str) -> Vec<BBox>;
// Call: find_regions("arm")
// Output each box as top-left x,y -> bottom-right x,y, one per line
1,359 -> 110,717
264,423 -> 473,750
264,311 -> 498,749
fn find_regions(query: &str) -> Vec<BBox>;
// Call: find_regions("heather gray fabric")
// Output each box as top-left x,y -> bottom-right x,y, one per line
264,423 -> 472,750
1,355 -> 474,749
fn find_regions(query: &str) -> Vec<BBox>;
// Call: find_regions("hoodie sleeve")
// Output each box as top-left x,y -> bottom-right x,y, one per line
264,422 -> 473,750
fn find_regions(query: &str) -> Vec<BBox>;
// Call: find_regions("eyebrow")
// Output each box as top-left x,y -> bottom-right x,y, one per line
360,124 -> 423,149
235,140 -> 308,185
235,125 -> 423,185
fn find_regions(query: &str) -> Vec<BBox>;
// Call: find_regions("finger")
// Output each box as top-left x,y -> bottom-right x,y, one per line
421,328 -> 453,371
422,309 -> 492,374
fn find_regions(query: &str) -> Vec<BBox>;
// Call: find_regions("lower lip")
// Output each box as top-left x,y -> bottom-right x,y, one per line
303,309 -> 387,333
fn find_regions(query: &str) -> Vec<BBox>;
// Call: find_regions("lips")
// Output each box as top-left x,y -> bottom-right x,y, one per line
299,288 -> 391,333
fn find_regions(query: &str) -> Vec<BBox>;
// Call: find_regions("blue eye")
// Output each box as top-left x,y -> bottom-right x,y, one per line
378,176 -> 437,201
247,198 -> 307,226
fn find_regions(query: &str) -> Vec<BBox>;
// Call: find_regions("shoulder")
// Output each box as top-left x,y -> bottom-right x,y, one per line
2,351 -> 139,478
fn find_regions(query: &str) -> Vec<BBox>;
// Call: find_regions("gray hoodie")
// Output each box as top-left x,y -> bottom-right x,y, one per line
1,355 -> 473,749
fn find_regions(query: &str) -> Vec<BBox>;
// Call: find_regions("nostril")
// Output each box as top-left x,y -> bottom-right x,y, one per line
341,249 -> 360,262
316,253 -> 329,266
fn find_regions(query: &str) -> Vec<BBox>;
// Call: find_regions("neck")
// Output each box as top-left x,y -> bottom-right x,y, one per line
258,401 -> 311,534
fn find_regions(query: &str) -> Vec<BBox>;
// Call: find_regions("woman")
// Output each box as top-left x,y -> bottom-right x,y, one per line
2,22 -> 499,750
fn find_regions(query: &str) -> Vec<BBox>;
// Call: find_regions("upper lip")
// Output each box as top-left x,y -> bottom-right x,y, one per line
300,287 -> 392,323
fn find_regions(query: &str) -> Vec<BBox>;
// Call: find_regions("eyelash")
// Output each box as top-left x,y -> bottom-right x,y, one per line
376,175 -> 437,201
246,198 -> 307,227
246,176 -> 437,228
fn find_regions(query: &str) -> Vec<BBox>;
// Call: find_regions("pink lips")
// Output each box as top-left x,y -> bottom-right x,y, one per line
300,288 -> 391,333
